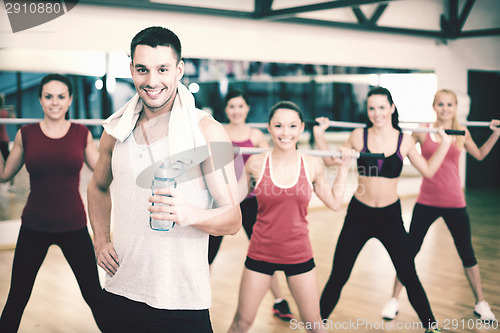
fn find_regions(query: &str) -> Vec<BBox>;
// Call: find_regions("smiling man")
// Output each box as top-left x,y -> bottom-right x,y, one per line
87,26 -> 241,333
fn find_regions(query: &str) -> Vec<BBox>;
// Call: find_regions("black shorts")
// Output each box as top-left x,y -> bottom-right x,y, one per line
245,257 -> 315,277
100,290 -> 213,333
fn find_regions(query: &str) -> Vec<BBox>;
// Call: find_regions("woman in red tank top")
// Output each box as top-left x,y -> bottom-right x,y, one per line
209,90 -> 297,320
228,101 -> 353,333
0,74 -> 103,331
381,89 -> 500,322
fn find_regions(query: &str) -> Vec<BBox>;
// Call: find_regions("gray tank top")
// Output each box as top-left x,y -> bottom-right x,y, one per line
105,128 -> 213,310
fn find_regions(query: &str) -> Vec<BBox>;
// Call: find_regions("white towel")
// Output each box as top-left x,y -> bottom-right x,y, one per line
103,82 -> 210,168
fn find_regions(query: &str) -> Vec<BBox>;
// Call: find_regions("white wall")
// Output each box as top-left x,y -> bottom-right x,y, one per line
1,3 -> 499,93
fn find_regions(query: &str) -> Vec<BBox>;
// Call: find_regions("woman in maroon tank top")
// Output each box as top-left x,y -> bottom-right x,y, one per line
228,101 -> 353,333
0,74 -> 103,332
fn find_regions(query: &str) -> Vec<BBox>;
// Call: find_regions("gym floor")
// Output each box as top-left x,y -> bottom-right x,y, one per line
0,165 -> 499,333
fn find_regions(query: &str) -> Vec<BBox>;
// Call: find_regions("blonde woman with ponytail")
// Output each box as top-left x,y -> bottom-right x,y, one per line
381,89 -> 500,322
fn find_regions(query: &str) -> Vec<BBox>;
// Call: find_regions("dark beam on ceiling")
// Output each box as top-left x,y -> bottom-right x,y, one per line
256,0 -> 395,20
254,0 -> 273,17
440,0 -> 456,38
354,4 -> 388,26
279,17 -> 443,38
77,0 -> 500,39
369,4 -> 388,25
283,17 -> 499,38
352,7 -> 368,25
458,0 -> 475,31
441,0 -> 477,38
459,28 -> 500,38
78,0 -> 252,19
449,0 -> 459,36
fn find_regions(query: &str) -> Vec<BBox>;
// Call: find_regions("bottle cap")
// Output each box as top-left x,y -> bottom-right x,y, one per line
154,160 -> 185,179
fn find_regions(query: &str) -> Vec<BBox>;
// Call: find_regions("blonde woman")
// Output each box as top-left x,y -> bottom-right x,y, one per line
381,89 -> 500,322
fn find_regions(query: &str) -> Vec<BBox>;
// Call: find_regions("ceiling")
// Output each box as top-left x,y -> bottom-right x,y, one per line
77,0 -> 500,40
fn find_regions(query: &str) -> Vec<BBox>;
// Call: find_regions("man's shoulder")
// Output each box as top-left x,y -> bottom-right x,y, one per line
194,108 -> 212,120
198,113 -> 229,142
197,110 -> 220,129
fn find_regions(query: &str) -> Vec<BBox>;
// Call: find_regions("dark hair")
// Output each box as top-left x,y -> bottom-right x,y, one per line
366,86 -> 400,131
224,89 -> 250,108
130,26 -> 182,63
268,101 -> 304,124
38,74 -> 73,98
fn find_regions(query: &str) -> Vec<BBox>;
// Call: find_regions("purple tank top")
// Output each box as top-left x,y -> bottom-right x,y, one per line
233,138 -> 256,198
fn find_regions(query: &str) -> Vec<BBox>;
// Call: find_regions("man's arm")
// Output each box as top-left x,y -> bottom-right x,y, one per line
192,116 -> 242,235
87,130 -> 119,276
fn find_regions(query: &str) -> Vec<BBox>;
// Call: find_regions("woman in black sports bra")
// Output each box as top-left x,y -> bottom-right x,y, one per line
313,87 -> 452,333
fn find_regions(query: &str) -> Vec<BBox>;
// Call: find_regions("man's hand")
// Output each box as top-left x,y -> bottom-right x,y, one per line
148,187 -> 199,227
95,241 -> 119,277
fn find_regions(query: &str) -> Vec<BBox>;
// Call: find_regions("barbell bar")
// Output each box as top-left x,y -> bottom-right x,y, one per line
235,147 -> 384,159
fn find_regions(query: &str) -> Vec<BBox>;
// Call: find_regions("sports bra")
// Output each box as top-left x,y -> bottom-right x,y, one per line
357,128 -> 404,179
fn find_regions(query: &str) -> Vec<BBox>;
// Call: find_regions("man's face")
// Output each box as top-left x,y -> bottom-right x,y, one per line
130,45 -> 184,114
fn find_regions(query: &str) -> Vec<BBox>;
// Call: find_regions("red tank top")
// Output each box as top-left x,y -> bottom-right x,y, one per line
247,152 -> 313,264
21,123 -> 89,231
417,133 -> 466,208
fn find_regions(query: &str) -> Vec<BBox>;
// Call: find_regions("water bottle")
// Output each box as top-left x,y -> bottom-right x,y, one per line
150,161 -> 183,231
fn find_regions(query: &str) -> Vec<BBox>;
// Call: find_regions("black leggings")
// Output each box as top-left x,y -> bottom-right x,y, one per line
0,226 -> 105,332
409,203 -> 477,267
208,196 -> 258,264
0,141 -> 9,160
320,197 -> 437,328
